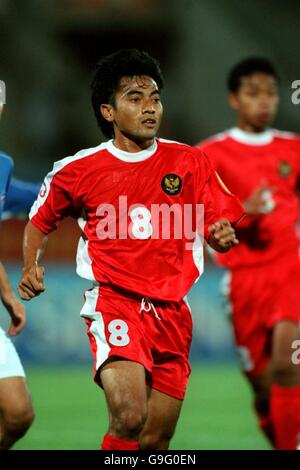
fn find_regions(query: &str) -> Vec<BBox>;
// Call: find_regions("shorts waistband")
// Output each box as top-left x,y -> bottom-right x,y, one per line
91,282 -> 182,307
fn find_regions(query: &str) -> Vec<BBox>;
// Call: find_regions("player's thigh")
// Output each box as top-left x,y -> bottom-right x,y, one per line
100,359 -> 148,417
230,269 -> 273,376
140,388 -> 182,443
272,320 -> 300,375
0,376 -> 33,421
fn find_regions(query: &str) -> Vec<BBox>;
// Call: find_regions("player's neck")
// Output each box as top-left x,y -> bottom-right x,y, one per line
113,133 -> 155,153
237,120 -> 268,134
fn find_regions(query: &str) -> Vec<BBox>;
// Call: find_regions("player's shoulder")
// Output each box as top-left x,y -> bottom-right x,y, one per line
0,150 -> 13,170
51,141 -> 108,174
158,137 -> 191,151
272,129 -> 300,145
157,138 -> 214,179
157,137 -> 208,160
195,131 -> 229,151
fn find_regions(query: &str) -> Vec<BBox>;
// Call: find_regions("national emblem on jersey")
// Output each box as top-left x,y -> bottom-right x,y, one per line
161,174 -> 182,196
278,161 -> 292,178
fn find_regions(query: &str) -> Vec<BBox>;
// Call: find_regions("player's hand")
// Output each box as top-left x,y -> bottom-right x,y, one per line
1,294 -> 26,336
208,218 -> 239,252
18,265 -> 45,301
244,183 -> 277,215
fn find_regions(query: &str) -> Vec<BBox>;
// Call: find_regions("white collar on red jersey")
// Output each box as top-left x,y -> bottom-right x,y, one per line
107,139 -> 157,162
228,127 -> 274,145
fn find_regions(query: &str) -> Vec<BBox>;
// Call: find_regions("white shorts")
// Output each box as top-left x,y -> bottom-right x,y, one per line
0,327 -> 25,379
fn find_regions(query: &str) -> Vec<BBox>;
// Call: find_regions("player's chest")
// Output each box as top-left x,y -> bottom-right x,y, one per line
77,162 -> 193,210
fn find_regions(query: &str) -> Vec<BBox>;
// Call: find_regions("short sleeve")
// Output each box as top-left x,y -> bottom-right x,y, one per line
29,161 -> 77,234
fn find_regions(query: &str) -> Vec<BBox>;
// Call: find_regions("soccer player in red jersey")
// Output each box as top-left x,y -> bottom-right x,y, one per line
197,58 -> 300,450
18,49 -> 243,450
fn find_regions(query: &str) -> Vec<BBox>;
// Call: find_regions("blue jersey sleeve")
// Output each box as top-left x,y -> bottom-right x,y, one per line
3,178 -> 41,218
0,151 -> 14,221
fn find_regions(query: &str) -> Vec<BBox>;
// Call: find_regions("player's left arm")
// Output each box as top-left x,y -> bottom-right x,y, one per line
0,260 -> 26,336
207,218 -> 239,253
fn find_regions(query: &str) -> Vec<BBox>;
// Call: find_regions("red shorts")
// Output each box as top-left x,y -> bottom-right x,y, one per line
226,253 -> 300,377
80,284 -> 192,400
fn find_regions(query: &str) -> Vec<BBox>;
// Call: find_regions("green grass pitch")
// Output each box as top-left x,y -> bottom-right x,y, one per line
14,364 -> 270,450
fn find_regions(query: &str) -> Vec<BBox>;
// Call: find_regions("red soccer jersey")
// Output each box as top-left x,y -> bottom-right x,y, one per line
197,127 -> 300,269
30,138 -> 243,301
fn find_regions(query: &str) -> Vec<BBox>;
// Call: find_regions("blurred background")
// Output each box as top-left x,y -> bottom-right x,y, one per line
0,0 -> 300,450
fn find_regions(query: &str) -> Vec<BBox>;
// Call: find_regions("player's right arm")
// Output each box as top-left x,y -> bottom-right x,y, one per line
18,221 -> 47,301
18,158 -> 77,301
243,182 -> 276,215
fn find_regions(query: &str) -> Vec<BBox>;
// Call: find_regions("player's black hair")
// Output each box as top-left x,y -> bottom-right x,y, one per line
228,57 -> 279,93
91,48 -> 164,138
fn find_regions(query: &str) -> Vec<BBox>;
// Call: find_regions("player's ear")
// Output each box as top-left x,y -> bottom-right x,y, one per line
100,104 -> 114,123
228,93 -> 239,111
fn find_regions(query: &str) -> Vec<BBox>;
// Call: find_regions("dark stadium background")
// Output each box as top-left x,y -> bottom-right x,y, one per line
0,0 -> 299,450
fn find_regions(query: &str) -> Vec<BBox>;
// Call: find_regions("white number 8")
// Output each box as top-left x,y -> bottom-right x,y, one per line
129,206 -> 153,239
108,319 -> 130,346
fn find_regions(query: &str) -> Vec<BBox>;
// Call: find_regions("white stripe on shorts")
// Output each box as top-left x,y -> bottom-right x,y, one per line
80,286 -> 111,370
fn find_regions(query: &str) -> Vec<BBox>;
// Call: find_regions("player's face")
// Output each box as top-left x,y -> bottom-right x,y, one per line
103,75 -> 163,147
229,73 -> 279,132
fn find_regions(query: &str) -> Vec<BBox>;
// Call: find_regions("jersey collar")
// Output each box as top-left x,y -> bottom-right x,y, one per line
107,139 -> 157,162
228,127 -> 274,146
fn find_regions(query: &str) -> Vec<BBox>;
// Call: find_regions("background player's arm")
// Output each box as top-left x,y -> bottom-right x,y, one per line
207,218 -> 239,253
18,221 -> 47,301
0,260 -> 26,335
